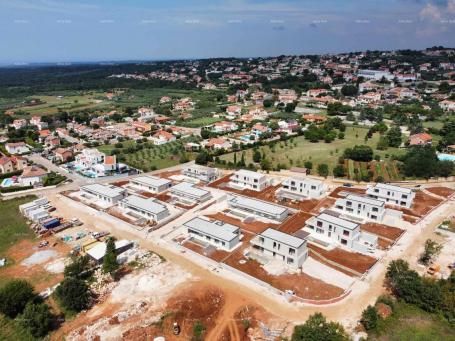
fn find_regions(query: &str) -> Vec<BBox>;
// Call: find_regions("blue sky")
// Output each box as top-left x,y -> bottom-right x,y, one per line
0,0 -> 454,63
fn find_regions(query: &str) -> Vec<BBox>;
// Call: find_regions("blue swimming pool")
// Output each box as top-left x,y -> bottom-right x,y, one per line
438,153 -> 455,162
1,178 -> 13,187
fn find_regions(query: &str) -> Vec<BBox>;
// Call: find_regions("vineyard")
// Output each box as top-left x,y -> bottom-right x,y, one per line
344,160 -> 402,182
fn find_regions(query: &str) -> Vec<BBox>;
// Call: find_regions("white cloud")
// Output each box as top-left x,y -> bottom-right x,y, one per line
419,3 -> 442,21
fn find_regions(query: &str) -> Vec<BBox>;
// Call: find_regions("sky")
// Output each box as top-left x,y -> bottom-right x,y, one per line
0,0 -> 454,63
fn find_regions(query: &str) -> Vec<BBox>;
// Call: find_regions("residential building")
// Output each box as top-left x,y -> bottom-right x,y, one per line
169,181 -> 212,204
86,240 -> 134,264
211,121 -> 238,133
366,183 -> 415,208
151,130 -> 176,145
228,169 -> 269,192
0,155 -> 27,174
119,195 -> 170,222
130,176 -> 172,193
184,217 -> 241,251
54,148 -> 73,163
335,194 -> 386,222
183,165 -> 218,183
205,137 -> 232,150
5,142 -> 30,155
80,184 -> 127,205
227,194 -> 290,222
75,148 -> 105,169
277,177 -> 327,201
440,100 -> 455,111
19,165 -> 47,186
357,69 -> 393,81
11,119 -> 27,130
409,133 -> 432,146
250,228 -> 308,268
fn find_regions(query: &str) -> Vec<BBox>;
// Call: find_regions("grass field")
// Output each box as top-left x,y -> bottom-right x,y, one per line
220,126 -> 405,175
369,302 -> 455,341
178,116 -> 222,127
98,137 -> 199,171
0,196 -> 36,258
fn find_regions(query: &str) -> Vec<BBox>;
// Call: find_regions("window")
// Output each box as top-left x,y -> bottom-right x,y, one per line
317,221 -> 323,227
372,207 -> 378,212
343,230 -> 350,236
341,239 -> 347,245
287,257 -> 294,264
346,201 -> 352,206
259,237 -> 264,244
289,248 -> 295,255
402,194 -> 407,199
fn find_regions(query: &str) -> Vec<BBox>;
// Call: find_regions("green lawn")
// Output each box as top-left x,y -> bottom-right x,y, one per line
98,137 -> 199,171
0,196 -> 36,258
178,116 -> 222,127
369,302 -> 455,341
220,126 -> 405,175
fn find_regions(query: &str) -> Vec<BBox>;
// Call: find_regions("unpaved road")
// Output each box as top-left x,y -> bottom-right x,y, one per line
47,192 -> 455,332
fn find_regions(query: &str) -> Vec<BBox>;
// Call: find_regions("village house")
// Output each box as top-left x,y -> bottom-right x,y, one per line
440,100 -> 455,111
44,136 -> 60,149
11,119 -> 27,130
226,105 -> 242,117
183,165 -> 218,183
159,96 -> 171,104
130,176 -> 172,193
74,148 -> 105,169
5,142 -> 30,155
251,123 -> 271,138
276,177 -> 327,201
80,184 -> 128,205
0,155 -> 27,174
169,181 -> 212,204
19,165 -> 48,186
151,130 -> 176,145
211,121 -> 238,133
205,137 -> 232,150
366,183 -> 415,208
250,228 -> 308,268
335,194 -> 386,222
173,97 -> 194,111
227,194 -> 290,222
137,107 -> 155,121
54,148 -> 73,163
302,114 -> 327,123
119,195 -> 170,222
409,133 -> 432,146
132,121 -> 152,133
229,169 -> 269,192
277,89 -> 297,104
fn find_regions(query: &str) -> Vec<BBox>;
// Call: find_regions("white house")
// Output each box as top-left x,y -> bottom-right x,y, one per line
227,194 -> 290,222
211,121 -> 239,133
335,194 -> 386,222
19,165 -> 47,186
5,142 -> 30,155
169,181 -> 212,204
130,176 -> 172,193
119,195 -> 170,222
75,148 -> 105,169
304,212 -> 378,253
357,69 -> 393,81
80,184 -> 127,205
183,165 -> 218,183
277,177 -> 327,201
228,169 -> 269,192
366,183 -> 415,208
184,216 -> 241,251
250,228 -> 308,268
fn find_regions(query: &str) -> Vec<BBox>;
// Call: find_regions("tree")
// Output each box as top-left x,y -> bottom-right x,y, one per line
360,305 -> 380,331
304,161 -> 313,170
341,84 -> 358,97
195,151 -> 209,165
419,239 -> 443,265
317,163 -> 329,178
386,126 -> 402,147
332,165 -> 346,178
343,145 -> 373,162
0,279 -> 35,318
200,129 -> 211,139
260,158 -> 271,171
102,238 -> 119,275
253,149 -> 262,163
64,255 -> 91,279
55,277 -> 90,312
291,313 -> 348,341
18,302 -> 53,337
437,160 -> 454,178
402,145 -> 439,179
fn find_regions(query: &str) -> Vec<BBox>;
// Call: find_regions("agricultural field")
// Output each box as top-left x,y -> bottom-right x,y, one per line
98,136 -> 200,171
219,126 -> 405,177
3,91 -> 110,116
345,159 -> 402,181
368,302 -> 455,341
178,116 -> 223,127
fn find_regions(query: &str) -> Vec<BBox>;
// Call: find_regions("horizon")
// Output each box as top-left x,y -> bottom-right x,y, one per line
1,0 -> 455,64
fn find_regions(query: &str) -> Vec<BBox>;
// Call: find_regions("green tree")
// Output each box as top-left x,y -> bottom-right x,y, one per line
55,277 -> 90,312
64,255 -> 91,279
195,151 -> 209,165
0,279 -> 35,318
386,125 -> 402,148
253,149 -> 262,163
419,239 -> 443,265
102,238 -> 119,275
291,313 -> 348,341
304,161 -> 313,170
260,158 -> 272,171
332,165 -> 346,178
341,84 -> 358,97
360,305 -> 380,331
317,163 -> 329,178
18,302 -> 53,338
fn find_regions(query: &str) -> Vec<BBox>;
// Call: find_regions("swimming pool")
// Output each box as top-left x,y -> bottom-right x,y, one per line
1,178 -> 13,187
437,153 -> 455,162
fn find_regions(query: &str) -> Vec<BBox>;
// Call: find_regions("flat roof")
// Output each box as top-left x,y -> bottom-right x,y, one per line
283,177 -> 323,187
185,164 -> 216,173
184,217 -> 239,242
131,175 -> 171,188
81,184 -> 126,198
228,194 -> 288,216
121,195 -> 168,214
316,212 -> 359,230
233,169 -> 265,180
344,194 -> 384,207
371,183 -> 412,194
170,181 -> 210,198
261,228 -> 306,248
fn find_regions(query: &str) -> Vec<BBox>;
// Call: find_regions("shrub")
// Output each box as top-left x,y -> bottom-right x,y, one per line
0,279 -> 35,318
360,305 -> 380,331
55,277 -> 90,313
18,302 -> 53,337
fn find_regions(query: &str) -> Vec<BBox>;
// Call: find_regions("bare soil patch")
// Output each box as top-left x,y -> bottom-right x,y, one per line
425,187 -> 455,198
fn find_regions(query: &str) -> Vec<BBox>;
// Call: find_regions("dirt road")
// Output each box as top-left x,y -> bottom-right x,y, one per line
47,192 -> 455,332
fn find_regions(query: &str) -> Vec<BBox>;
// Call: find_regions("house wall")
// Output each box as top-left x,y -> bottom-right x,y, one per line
305,217 -> 360,248
250,236 -> 308,268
